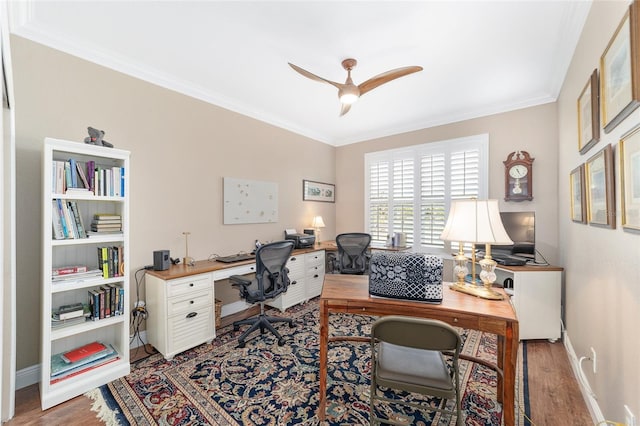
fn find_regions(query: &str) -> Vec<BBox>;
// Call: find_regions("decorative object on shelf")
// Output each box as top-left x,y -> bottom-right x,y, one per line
440,199 -> 513,300
577,69 -> 600,154
619,123 -> 640,231
601,1 -> 640,133
311,216 -> 325,245
182,231 -> 195,266
83,126 -> 113,148
570,164 -> 587,224
303,180 -> 335,202
586,144 -> 615,229
504,151 -> 534,201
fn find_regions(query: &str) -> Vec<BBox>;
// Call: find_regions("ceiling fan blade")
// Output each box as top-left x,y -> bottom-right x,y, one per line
358,66 -> 423,96
288,62 -> 344,90
339,103 -> 352,116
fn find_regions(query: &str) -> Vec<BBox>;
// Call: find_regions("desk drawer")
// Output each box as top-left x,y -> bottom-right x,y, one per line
306,251 -> 325,268
287,255 -> 305,278
168,290 -> 212,317
167,306 -> 214,354
167,274 -> 212,298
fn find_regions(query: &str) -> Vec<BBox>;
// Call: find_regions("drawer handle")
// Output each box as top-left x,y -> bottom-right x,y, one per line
190,300 -> 194,304
290,257 -> 297,261
291,280 -> 297,285
453,317 -> 458,323
186,312 -> 198,319
314,274 -> 319,278
189,283 -> 194,287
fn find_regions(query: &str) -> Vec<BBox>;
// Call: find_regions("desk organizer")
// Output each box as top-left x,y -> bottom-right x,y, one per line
368,252 -> 443,303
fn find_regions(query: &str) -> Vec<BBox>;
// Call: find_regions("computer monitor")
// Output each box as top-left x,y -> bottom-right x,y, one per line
486,211 -> 535,258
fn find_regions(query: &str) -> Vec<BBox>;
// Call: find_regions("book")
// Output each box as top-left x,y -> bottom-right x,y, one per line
68,201 -> 87,239
88,289 -> 100,320
51,200 -> 65,240
61,341 -> 107,363
52,265 -> 88,276
50,355 -> 120,384
68,159 -> 78,188
52,269 -> 102,282
93,213 -> 121,220
56,199 -> 69,238
76,161 -> 89,189
55,161 -> 66,194
86,160 -> 95,193
54,302 -> 85,320
61,201 -> 77,239
50,343 -> 116,378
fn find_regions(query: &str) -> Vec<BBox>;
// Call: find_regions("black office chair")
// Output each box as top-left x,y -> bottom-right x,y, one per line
333,232 -> 371,274
229,240 -> 295,348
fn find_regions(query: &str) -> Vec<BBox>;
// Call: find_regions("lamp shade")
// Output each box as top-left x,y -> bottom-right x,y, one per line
440,199 -> 513,245
311,216 -> 326,228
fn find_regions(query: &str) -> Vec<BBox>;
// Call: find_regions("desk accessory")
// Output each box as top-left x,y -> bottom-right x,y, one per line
182,232 -> 195,266
153,250 -> 170,271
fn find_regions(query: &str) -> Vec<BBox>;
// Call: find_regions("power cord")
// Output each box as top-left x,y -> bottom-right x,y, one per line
130,267 -> 154,357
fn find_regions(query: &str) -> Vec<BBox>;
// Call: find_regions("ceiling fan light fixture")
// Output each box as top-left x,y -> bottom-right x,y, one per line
339,86 -> 359,104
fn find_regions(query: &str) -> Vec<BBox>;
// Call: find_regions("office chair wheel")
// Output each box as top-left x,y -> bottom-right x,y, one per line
237,341 -> 246,349
233,325 -> 240,331
278,338 -> 285,346
288,322 -> 295,328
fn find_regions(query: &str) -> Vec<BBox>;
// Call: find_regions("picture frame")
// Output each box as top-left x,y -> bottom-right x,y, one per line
303,179 -> 335,203
577,69 -> 600,154
570,164 -> 587,223
585,144 -> 615,229
600,2 -> 640,133
620,123 -> 640,231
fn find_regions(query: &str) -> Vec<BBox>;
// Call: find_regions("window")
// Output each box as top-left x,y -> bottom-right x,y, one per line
365,134 -> 488,253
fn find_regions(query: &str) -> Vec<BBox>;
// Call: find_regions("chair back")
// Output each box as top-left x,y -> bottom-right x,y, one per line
255,240 -> 295,298
371,315 -> 461,353
336,232 -> 371,274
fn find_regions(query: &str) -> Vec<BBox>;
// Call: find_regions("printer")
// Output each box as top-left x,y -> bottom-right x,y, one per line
284,230 -> 315,249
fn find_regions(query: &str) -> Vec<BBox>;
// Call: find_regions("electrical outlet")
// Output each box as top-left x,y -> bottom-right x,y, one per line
590,347 -> 597,374
625,405 -> 636,426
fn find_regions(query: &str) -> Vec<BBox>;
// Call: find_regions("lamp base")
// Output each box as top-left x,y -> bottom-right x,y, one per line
449,282 -> 504,300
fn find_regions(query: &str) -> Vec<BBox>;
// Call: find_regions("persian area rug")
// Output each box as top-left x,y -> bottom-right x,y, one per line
86,299 -> 529,425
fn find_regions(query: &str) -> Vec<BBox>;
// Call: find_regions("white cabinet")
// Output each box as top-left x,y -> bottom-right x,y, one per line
493,265 -> 563,341
267,250 -> 326,311
145,272 -> 215,360
41,138 -> 130,409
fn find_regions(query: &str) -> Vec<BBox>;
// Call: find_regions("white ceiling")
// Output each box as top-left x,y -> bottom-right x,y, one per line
8,1 -> 591,146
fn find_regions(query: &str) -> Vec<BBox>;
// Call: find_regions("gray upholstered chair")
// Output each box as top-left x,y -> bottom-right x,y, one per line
369,315 -> 463,426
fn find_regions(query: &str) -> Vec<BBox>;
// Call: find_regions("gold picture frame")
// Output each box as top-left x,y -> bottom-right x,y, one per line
586,144 -> 615,229
600,2 -> 640,133
577,69 -> 600,154
620,123 -> 640,231
570,164 -> 587,223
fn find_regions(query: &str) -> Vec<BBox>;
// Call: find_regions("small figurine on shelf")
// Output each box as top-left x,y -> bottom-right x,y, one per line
83,127 -> 113,148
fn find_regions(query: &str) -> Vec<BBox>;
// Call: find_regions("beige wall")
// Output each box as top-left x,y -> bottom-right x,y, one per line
336,103 -> 560,265
11,36 -> 335,369
558,0 -> 640,421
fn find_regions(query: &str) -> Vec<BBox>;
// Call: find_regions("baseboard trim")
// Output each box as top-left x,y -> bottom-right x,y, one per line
563,330 -> 603,424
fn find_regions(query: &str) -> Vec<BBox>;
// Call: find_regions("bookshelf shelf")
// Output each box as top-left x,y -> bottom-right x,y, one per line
41,137 -> 130,410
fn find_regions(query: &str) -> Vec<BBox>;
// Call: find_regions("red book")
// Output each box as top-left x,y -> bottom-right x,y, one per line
61,341 -> 107,363
52,265 -> 88,276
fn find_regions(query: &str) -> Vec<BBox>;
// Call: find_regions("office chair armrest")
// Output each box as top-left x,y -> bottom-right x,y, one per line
229,274 -> 252,287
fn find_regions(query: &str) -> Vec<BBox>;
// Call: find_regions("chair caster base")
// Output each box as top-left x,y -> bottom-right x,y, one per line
278,338 -> 285,346
237,341 -> 246,349
288,322 -> 295,328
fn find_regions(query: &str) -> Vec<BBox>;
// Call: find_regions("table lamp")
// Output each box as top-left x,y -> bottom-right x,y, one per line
440,199 -> 513,300
311,216 -> 325,245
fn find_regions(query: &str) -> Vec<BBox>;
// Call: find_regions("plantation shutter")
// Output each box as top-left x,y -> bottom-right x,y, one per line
364,134 -> 488,253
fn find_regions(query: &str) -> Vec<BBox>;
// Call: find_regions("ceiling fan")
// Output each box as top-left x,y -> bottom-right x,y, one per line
288,58 -> 423,116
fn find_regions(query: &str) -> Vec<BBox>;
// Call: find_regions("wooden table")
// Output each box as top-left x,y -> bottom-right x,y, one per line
318,274 -> 519,425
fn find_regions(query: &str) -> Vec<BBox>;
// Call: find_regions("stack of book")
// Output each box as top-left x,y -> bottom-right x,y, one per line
90,213 -> 122,233
97,246 -> 124,278
51,265 -> 103,283
51,302 -> 91,329
50,341 -> 120,384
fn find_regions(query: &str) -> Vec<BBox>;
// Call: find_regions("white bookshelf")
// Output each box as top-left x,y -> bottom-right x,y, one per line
40,138 -> 130,409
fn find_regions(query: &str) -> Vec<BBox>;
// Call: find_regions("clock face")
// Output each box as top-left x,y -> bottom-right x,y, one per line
509,164 -> 528,179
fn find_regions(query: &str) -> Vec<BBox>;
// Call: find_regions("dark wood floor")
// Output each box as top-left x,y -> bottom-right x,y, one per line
6,338 -> 592,425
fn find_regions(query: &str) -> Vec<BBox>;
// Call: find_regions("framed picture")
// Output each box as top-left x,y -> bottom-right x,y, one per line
570,164 -> 587,223
303,180 -> 335,202
600,2 -> 640,133
577,69 -> 600,154
585,144 -> 615,229
620,123 -> 640,231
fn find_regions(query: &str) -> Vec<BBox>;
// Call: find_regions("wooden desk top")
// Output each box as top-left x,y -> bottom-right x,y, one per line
321,274 -> 518,334
145,246 -> 324,280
